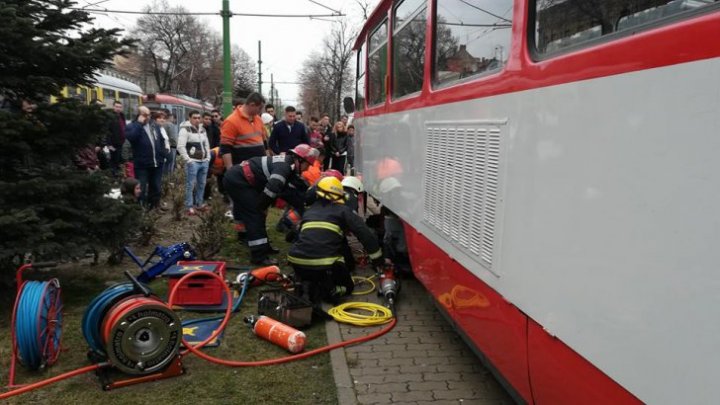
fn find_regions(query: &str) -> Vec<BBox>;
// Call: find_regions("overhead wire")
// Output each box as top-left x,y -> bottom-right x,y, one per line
456,0 -> 511,23
306,0 -> 342,15
70,7 -> 345,18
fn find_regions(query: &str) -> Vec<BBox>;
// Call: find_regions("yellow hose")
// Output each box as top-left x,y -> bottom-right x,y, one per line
328,302 -> 394,326
351,275 -> 376,295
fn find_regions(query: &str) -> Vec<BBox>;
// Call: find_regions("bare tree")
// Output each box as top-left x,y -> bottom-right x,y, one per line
355,0 -> 372,20
299,19 -> 356,120
233,45 -> 257,99
131,0 -> 196,93
123,0 -> 255,108
299,51 -> 335,118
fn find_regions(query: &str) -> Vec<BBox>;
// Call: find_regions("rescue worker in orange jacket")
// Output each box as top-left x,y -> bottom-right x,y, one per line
288,177 -> 383,304
223,144 -> 319,265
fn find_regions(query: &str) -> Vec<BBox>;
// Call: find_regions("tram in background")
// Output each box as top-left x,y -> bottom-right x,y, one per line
55,71 -> 143,118
142,93 -> 215,124
349,0 -> 720,403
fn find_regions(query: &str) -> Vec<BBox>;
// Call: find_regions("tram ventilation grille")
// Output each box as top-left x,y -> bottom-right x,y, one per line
423,123 -> 502,270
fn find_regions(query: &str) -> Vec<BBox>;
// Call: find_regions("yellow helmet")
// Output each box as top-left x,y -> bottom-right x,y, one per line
316,177 -> 345,203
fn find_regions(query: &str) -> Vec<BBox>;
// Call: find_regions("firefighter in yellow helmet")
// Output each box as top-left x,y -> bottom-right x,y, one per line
288,177 -> 383,304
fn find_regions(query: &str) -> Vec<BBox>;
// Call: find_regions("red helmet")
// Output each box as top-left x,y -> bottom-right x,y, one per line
289,144 -> 319,165
321,169 -> 344,181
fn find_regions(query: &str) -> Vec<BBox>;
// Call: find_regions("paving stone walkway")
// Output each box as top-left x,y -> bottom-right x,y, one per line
326,268 -> 514,405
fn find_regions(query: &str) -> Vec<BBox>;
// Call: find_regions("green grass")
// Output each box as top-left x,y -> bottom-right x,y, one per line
0,207 -> 338,404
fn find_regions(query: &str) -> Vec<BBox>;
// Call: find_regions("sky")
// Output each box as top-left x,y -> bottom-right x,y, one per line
83,0 -> 381,107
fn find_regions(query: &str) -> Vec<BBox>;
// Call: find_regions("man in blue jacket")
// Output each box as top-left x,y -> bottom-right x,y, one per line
126,106 -> 168,208
268,106 -> 309,155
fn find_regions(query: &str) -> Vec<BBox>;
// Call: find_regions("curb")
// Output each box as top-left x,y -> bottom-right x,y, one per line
325,318 -> 357,405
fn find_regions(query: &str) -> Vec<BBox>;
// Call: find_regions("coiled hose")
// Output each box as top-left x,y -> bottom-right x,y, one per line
15,280 -> 63,370
327,302 -> 393,326
351,275 -> 376,295
81,282 -> 135,356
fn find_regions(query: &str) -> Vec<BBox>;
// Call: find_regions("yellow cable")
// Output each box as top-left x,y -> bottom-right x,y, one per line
351,275 -> 376,295
328,302 -> 393,326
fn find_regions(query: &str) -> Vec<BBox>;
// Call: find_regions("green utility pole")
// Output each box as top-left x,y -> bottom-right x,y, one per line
221,0 -> 232,117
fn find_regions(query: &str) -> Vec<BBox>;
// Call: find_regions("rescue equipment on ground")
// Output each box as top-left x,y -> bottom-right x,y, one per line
8,262 -> 63,388
378,264 -> 400,312
82,271 -> 183,389
236,265 -> 291,288
244,315 -> 307,354
0,256 -> 400,400
327,302 -> 393,326
351,275 -> 376,295
165,261 -> 226,306
124,242 -> 196,283
258,288 -> 314,328
181,318 -> 225,347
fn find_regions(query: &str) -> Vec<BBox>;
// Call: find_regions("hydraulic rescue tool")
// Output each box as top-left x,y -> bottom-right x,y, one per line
378,264 -> 400,313
124,242 -> 196,283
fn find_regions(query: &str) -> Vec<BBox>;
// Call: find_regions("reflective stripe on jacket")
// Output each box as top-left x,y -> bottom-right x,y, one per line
288,199 -> 381,269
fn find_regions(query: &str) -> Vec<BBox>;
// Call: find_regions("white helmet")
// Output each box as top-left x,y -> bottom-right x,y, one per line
341,176 -> 364,193
261,112 -> 274,125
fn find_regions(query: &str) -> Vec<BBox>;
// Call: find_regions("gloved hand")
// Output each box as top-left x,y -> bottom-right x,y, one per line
371,257 -> 384,270
257,193 -> 274,212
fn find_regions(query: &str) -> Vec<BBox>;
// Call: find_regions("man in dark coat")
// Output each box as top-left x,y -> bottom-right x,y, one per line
107,100 -> 126,177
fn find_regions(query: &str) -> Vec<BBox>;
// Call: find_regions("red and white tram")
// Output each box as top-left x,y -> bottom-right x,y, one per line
349,0 -> 720,403
142,93 -> 215,122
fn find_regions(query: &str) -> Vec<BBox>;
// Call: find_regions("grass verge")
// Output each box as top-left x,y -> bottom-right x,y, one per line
0,207 -> 338,404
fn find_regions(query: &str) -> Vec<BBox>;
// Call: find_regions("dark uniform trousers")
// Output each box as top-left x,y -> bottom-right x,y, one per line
293,261 -> 354,304
224,175 -> 271,262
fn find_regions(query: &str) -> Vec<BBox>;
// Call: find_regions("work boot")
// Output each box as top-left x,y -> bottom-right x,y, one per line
267,245 -> 281,254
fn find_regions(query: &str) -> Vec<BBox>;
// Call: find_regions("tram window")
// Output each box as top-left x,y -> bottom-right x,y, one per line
118,92 -> 132,117
392,0 -> 426,99
102,88 -> 115,107
368,20 -> 388,106
433,0 -> 512,87
356,44 -> 366,111
80,87 -> 91,104
534,0 -> 719,55
66,85 -> 77,100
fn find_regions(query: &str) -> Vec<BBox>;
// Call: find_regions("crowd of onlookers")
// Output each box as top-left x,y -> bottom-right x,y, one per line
92,95 -> 356,215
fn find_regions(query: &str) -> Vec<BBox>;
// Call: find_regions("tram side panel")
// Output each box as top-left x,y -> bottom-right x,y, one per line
357,55 -> 720,403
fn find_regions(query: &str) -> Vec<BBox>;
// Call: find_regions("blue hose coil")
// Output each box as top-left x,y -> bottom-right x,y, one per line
81,282 -> 135,355
15,280 -> 63,370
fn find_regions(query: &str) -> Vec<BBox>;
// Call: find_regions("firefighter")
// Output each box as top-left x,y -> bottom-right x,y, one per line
341,176 -> 363,214
288,177 -> 383,304
223,144 -> 319,265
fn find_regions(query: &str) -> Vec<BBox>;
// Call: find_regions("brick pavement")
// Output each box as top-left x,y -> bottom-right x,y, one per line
325,268 -> 514,405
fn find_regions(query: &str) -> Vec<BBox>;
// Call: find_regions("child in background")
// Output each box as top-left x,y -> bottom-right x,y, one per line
120,178 -> 141,204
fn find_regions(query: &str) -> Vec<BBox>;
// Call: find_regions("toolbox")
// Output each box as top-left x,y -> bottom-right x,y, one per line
165,261 -> 226,306
258,288 -> 313,328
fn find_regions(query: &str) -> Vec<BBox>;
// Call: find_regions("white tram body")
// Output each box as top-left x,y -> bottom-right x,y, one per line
351,0 -> 720,403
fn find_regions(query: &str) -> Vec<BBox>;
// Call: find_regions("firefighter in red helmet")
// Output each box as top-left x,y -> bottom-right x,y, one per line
223,144 -> 319,265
